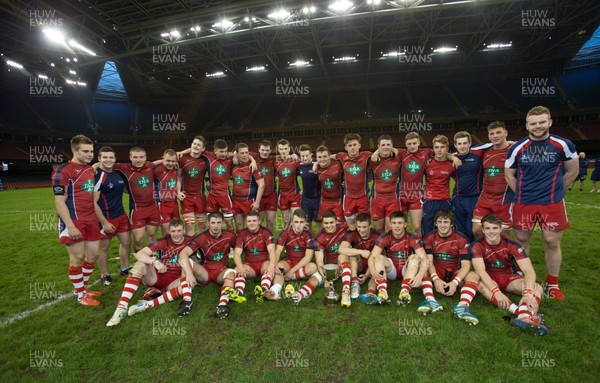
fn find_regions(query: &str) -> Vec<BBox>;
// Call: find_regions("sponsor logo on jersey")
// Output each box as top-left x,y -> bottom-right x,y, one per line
379,168 -> 394,182
347,164 -> 363,176
489,259 -> 506,268
234,175 -> 245,185
166,178 -> 177,189
187,167 -> 200,178
81,178 -> 95,193
323,178 -> 336,190
280,167 -> 292,178
292,245 -> 302,252
136,176 -> 151,188
434,252 -> 454,261
406,161 -> 421,174
486,164 -> 502,178
214,164 -> 227,176
210,252 -> 224,262
392,250 -> 408,258
327,242 -> 340,253
261,166 -> 271,176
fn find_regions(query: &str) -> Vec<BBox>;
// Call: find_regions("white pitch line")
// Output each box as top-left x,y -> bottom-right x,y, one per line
0,209 -> 55,214
0,279 -> 100,329
565,202 -> 600,209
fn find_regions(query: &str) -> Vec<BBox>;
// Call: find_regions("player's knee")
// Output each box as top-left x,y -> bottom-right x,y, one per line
130,263 -> 145,277
312,271 -> 323,285
223,268 -> 236,279
464,271 -> 480,283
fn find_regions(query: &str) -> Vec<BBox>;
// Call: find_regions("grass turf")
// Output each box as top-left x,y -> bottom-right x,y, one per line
0,183 -> 599,382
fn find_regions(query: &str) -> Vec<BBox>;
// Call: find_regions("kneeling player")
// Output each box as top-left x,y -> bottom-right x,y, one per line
266,209 -> 317,300
424,210 -> 480,325
368,212 -> 429,306
338,213 -> 378,300
233,211 -> 277,302
179,212 -> 244,319
106,219 -> 193,326
291,211 -> 350,306
471,214 -> 548,336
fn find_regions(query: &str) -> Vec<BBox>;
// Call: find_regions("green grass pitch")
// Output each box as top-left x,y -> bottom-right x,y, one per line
0,183 -> 599,382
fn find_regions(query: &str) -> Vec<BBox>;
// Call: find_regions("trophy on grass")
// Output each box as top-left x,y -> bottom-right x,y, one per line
321,264 -> 340,307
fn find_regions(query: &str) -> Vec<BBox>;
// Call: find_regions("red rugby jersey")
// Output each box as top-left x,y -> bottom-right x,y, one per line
186,230 -> 236,271
235,226 -> 274,264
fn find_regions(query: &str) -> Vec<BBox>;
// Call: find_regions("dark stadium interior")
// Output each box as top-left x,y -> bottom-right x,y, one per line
0,0 -> 599,189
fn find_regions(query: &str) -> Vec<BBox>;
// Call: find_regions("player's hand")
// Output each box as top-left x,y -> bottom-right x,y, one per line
284,270 -> 294,281
267,264 -> 276,278
494,292 -> 512,310
520,294 -> 539,315
68,225 -> 82,240
445,281 -> 458,296
290,154 -> 298,161
186,274 -> 197,288
103,222 -> 116,234
433,279 -> 446,294
452,156 -> 462,169
177,191 -> 186,201
251,201 -> 260,211
362,250 -> 371,258
176,151 -> 184,159
409,275 -> 423,287
357,273 -> 367,284
236,267 -> 247,278
371,150 -> 380,162
312,162 -> 318,173
154,262 -> 167,274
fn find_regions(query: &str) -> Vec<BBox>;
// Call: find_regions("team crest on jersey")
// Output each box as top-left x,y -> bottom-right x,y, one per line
379,168 -> 394,182
136,176 -> 151,188
486,164 -> 502,178
406,161 -> 421,174
347,164 -> 363,176
81,178 -> 94,194
187,167 -> 200,178
261,166 -> 270,176
327,242 -> 340,253
234,175 -> 245,185
280,167 -> 292,178
489,259 -> 506,268
435,252 -> 453,261
249,247 -> 261,255
166,178 -> 176,189
323,178 -> 336,190
292,245 -> 302,252
211,252 -> 224,262
214,164 -> 227,176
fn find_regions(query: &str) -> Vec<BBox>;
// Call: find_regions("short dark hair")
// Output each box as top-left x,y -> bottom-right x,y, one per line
389,211 -> 407,222
378,134 -> 393,145
214,139 -> 228,150
98,146 -> 115,155
322,210 -> 337,220
356,213 -> 371,223
169,218 -> 184,228
208,211 -> 224,221
434,209 -> 455,226
70,135 -> 93,151
292,209 -> 307,220
481,214 -> 502,227
298,144 -> 312,153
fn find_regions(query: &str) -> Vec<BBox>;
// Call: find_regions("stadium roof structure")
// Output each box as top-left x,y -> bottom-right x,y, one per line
1,0 -> 599,104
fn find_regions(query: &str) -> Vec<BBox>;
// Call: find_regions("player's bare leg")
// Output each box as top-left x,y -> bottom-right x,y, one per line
146,225 -> 158,243
224,217 -> 235,232
281,209 -> 291,231
131,227 -> 147,252
234,214 -> 245,232
409,209 -> 423,237
266,210 -> 276,232
374,218 -> 385,233
160,223 -> 170,238
116,231 -> 132,273
472,221 -> 483,241
183,213 -> 196,236
345,215 -> 357,231
541,229 -> 566,300
67,241 -> 100,306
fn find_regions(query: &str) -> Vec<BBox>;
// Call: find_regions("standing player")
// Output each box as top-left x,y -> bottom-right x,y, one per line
591,157 -> 600,192
471,214 -> 548,335
368,134 -> 401,232
113,147 -> 160,252
232,211 -> 278,302
178,212 -> 244,319
204,139 -> 235,231
569,152 -> 589,191
177,136 -> 208,235
421,135 -> 455,237
266,209 -> 317,301
452,131 -> 489,242
106,219 -> 193,326
314,146 -> 344,223
53,134 -> 102,306
290,211 -> 351,306
424,210 -> 480,325
93,146 -> 132,284
275,139 -> 301,230
335,133 -> 372,230
368,212 -> 428,306
154,149 -> 180,236
505,105 -> 579,300
251,140 -> 277,232
338,213 -> 378,299
232,143 -> 264,231
472,122 -> 513,239
298,145 -> 321,233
